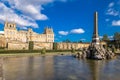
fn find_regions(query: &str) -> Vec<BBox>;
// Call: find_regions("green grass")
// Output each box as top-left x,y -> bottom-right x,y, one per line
0,49 -> 80,54
0,50 -> 75,57
0,53 -> 41,57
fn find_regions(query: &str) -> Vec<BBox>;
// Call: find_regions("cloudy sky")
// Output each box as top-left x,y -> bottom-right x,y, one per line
0,0 -> 120,42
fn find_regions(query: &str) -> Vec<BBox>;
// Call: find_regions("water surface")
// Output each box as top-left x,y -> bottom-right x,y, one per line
2,55 -> 120,80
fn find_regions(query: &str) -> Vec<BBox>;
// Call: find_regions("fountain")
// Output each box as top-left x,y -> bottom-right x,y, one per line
75,12 -> 116,60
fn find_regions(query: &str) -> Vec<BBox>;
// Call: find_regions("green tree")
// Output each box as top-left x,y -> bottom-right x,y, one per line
113,32 -> 120,41
78,40 -> 83,43
71,47 -> 75,53
53,42 -> 57,50
63,39 -> 71,43
113,32 -> 120,49
41,48 -> 46,54
112,45 -> 116,53
29,41 -> 34,51
102,34 -> 110,41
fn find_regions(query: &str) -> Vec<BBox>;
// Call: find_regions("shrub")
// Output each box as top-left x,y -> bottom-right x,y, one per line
71,47 -> 75,53
41,48 -> 46,54
112,45 -> 116,53
29,41 -> 34,50
53,43 -> 57,50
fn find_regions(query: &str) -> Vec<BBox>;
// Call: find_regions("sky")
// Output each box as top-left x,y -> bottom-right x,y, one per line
0,0 -> 120,42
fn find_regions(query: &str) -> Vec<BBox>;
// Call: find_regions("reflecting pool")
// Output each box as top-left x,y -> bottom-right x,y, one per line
2,55 -> 120,80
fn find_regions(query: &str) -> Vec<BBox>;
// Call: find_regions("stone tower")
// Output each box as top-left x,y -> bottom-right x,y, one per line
44,27 -> 54,42
92,12 -> 100,45
44,27 -> 54,34
4,21 -> 16,30
4,21 -> 17,41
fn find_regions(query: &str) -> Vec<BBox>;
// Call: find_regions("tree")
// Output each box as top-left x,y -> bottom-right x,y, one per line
29,41 -> 34,51
71,47 -> 75,53
41,48 -> 46,54
63,39 -> 71,43
102,34 -> 110,41
78,40 -> 83,43
113,32 -> 120,49
113,32 -> 120,41
53,42 -> 57,50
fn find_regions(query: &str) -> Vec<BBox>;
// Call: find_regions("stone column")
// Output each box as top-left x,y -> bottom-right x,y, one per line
92,12 -> 100,45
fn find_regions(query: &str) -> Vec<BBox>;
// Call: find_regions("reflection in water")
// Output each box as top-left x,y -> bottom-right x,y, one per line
0,58 -> 5,80
2,55 -> 120,80
86,60 -> 105,80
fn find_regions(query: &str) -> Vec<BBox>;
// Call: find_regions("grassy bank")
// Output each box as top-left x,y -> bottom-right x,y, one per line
0,52 -> 73,57
0,53 -> 41,57
0,49 -> 75,57
0,50 -> 74,54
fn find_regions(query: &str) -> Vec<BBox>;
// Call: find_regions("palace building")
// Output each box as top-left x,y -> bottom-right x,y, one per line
3,21 -> 54,43
0,21 -> 54,50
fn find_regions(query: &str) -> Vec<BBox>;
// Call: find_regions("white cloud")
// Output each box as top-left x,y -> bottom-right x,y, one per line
58,28 -> 85,36
59,36 -> 62,38
58,31 -> 69,35
70,28 -> 85,34
106,1 -> 120,26
112,20 -> 120,26
106,8 -> 119,16
105,19 -> 110,22
0,0 -> 70,28
106,1 -> 119,16
108,2 -> 114,7
0,31 -> 4,34
80,38 -> 86,41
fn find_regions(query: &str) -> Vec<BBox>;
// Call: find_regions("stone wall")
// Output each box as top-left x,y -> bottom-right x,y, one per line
2,40 -> 106,50
6,41 -> 53,50
56,42 -> 90,50
0,34 -> 6,48
34,42 -> 53,50
7,41 -> 28,50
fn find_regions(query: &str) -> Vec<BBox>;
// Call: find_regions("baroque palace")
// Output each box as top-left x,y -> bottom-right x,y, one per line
4,21 -> 54,43
0,21 -> 55,50
0,21 -> 105,50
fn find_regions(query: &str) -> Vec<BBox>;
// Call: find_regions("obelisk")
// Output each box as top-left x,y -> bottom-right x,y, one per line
74,11 -> 116,60
92,12 -> 100,45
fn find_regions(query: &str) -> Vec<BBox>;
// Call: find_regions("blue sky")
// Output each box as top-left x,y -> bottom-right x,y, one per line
0,0 -> 120,42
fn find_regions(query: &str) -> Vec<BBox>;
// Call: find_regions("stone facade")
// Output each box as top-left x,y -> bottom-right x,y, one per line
56,42 -> 106,50
5,41 -> 53,50
0,21 -> 54,49
34,42 -> 53,50
4,21 -> 54,43
0,34 -> 6,48
7,41 -> 28,50
56,42 -> 90,50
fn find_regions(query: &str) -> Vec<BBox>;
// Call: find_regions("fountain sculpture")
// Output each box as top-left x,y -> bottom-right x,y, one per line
75,12 -> 116,60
